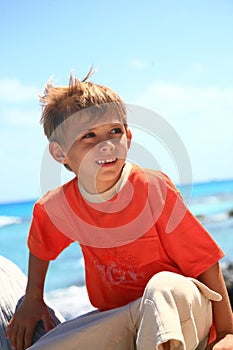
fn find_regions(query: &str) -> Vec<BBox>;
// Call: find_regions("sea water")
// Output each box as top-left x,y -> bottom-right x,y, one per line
1,178 -> 233,319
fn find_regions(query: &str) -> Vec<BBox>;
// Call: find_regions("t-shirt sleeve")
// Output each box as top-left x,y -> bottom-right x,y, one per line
155,173 -> 224,278
28,201 -> 74,261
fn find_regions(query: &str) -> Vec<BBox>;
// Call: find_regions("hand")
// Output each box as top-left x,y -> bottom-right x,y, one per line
7,296 -> 53,350
206,334 -> 233,350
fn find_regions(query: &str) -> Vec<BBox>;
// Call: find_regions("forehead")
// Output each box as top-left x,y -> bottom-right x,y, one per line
57,106 -> 126,148
70,109 -> 125,130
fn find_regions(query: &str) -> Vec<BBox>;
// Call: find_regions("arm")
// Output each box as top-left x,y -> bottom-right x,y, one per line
198,262 -> 233,349
7,252 -> 53,350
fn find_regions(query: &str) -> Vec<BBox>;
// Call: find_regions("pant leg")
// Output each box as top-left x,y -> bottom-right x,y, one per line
132,272 -> 222,350
27,303 -> 137,350
25,269 -> 222,350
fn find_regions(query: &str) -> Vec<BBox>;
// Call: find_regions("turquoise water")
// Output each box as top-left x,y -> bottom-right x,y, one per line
0,201 -> 85,292
1,178 -> 233,292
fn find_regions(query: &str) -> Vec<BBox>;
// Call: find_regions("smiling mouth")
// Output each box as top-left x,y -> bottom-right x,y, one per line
96,158 -> 117,165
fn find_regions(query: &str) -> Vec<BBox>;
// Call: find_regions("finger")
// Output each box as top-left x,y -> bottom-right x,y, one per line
15,326 -> 25,350
6,317 -> 14,338
42,313 -> 53,332
24,326 -> 34,350
7,321 -> 17,349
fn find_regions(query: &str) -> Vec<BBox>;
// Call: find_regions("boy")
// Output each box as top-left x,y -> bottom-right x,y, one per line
7,69 -> 233,350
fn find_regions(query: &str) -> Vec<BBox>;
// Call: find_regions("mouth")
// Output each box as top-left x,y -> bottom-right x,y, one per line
96,158 -> 117,165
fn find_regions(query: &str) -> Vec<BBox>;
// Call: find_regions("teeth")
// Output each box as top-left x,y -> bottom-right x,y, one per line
96,158 -> 116,165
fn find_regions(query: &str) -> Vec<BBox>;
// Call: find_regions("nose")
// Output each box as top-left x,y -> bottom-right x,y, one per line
99,139 -> 116,152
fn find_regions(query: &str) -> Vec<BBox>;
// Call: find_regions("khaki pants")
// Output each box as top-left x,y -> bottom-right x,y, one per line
27,272 -> 221,350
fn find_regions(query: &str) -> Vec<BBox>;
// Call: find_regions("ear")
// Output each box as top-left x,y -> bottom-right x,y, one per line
49,142 -> 67,164
126,128 -> 132,149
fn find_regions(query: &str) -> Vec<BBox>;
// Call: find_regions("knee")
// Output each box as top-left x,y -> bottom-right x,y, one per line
146,271 -> 183,289
145,271 -> 194,301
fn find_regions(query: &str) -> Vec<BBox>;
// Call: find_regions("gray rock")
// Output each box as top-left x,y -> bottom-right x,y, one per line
0,256 -> 65,350
0,256 -> 27,350
222,262 -> 233,309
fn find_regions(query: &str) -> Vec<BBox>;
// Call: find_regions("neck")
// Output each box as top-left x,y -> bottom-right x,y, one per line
78,163 -> 132,203
79,173 -> 122,195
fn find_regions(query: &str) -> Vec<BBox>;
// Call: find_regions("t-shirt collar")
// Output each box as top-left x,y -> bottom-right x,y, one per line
78,162 -> 132,203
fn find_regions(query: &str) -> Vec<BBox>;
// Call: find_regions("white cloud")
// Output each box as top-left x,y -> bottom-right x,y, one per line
0,78 -> 39,102
0,78 -> 41,127
2,107 -> 40,127
134,83 -> 233,121
0,126 -> 46,202
129,82 -> 233,182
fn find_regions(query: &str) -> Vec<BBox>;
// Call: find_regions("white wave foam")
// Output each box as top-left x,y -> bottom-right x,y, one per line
0,215 -> 22,228
190,198 -> 233,217
46,285 -> 95,320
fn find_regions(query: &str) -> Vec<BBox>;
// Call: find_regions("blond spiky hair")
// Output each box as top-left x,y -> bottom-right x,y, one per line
39,67 -> 126,143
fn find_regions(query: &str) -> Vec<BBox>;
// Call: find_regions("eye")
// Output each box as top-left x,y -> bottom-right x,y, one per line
110,127 -> 123,135
82,132 -> 96,139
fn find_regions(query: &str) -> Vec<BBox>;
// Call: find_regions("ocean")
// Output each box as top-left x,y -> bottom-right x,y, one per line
1,177 -> 233,319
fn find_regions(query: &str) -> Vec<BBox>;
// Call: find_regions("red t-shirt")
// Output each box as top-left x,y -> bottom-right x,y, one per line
28,165 -> 224,311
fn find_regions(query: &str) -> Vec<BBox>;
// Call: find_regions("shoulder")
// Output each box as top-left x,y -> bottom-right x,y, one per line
37,177 -> 77,207
30,177 -> 79,241
129,164 -> 178,193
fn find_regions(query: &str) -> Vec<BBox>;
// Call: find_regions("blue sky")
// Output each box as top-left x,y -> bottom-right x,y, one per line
0,0 -> 233,202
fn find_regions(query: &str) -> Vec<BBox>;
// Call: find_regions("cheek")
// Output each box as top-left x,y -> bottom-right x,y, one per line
77,148 -> 98,170
65,149 -> 82,171
118,138 -> 129,153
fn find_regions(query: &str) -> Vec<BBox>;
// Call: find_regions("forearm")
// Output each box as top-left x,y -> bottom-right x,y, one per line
25,252 -> 50,300
198,262 -> 233,336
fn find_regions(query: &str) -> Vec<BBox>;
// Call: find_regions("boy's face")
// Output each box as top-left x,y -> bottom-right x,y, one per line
60,111 -> 131,193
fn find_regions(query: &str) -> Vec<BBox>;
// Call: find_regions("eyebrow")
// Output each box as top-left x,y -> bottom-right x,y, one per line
85,123 -> 123,133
